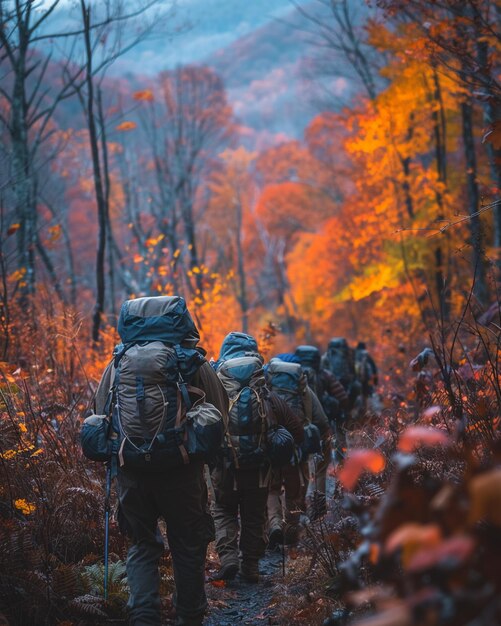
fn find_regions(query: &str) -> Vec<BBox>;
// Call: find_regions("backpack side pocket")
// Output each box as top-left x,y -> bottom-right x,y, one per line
81,414 -> 114,462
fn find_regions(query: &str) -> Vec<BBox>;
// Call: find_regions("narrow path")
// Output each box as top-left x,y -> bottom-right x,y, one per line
204,550 -> 285,625
202,470 -> 341,625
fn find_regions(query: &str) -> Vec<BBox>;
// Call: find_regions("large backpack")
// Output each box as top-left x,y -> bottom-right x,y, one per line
266,358 -> 321,459
354,349 -> 371,383
81,296 -> 223,471
296,345 -> 343,422
215,331 -> 259,367
324,337 -> 354,387
295,345 -> 321,393
217,354 -> 269,468
267,358 -> 307,419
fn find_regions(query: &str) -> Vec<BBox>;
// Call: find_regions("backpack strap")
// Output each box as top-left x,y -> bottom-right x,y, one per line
254,387 -> 267,448
113,342 -> 135,368
102,366 -> 119,476
174,347 -> 195,466
103,365 -> 117,417
175,386 -> 190,465
303,388 -> 314,424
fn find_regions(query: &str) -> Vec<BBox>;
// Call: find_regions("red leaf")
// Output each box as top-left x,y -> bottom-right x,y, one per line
407,535 -> 475,572
338,449 -> 386,491
398,426 -> 450,453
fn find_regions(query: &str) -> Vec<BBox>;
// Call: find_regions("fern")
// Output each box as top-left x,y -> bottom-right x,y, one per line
68,594 -> 108,618
81,560 -> 128,600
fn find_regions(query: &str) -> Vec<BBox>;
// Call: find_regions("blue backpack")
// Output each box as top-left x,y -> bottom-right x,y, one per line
215,332 -> 294,468
267,358 -> 321,460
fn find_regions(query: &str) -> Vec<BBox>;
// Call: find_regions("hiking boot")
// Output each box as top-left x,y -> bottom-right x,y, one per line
267,526 -> 283,549
211,561 -> 239,581
284,525 -> 300,546
239,559 -> 259,583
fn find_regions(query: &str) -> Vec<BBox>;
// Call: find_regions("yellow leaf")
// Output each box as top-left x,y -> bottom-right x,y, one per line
14,498 -> 36,515
8,268 -> 26,282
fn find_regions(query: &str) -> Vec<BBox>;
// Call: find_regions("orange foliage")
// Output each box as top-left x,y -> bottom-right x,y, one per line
338,449 -> 386,491
133,89 -> 154,102
115,120 -> 137,131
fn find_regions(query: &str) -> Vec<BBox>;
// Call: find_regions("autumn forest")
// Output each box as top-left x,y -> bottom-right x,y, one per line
1,0 -> 501,624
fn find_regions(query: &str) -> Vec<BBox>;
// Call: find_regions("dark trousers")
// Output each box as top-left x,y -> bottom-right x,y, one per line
117,461 -> 214,625
268,463 -> 308,532
211,466 -> 268,566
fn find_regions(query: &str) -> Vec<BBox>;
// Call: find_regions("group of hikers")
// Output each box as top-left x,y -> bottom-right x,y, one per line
82,296 -> 378,626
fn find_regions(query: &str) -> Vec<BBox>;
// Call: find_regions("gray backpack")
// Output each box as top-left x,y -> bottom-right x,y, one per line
266,359 -> 321,459
217,355 -> 269,468
81,296 -> 223,471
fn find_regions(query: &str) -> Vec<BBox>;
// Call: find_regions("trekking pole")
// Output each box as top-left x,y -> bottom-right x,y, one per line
104,462 -> 111,602
282,524 -> 286,577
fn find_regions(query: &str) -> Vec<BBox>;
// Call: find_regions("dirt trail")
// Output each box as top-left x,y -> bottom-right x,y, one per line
204,549 -> 286,625
202,474 -> 339,626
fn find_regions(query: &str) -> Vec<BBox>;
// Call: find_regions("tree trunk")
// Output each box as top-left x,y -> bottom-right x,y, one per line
97,87 -> 116,315
11,46 -> 37,294
180,193 -> 203,294
476,38 -> 501,259
234,197 -> 249,333
81,1 -> 107,342
431,68 -> 450,323
461,97 -> 488,304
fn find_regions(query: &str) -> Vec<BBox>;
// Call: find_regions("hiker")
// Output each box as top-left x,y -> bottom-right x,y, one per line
91,296 -> 228,626
322,337 -> 362,414
265,354 -> 324,545
211,333 -> 303,583
354,341 -> 378,402
295,344 -> 349,466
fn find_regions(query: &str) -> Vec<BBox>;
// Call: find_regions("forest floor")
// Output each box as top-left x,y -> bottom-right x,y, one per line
204,549 -> 285,625
201,475 -> 340,626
